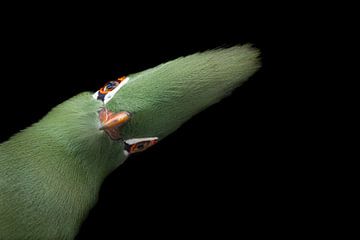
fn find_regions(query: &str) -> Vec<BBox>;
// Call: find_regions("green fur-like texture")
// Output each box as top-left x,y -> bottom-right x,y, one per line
0,45 -> 260,239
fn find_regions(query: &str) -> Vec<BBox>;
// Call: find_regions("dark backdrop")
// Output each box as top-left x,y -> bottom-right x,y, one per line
0,7 -> 300,238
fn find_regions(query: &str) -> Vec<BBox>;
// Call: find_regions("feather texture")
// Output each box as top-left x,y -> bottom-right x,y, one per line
0,45 -> 260,239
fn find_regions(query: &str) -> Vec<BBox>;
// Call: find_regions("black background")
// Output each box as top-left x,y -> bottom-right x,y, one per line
0,5 -> 305,238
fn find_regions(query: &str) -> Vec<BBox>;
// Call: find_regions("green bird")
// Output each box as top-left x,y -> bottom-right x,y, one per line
0,45 -> 260,239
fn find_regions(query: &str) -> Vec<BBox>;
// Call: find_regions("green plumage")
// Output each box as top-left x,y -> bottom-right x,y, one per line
0,45 -> 260,239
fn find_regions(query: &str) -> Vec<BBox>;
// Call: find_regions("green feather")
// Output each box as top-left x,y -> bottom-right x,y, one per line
0,45 -> 260,239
